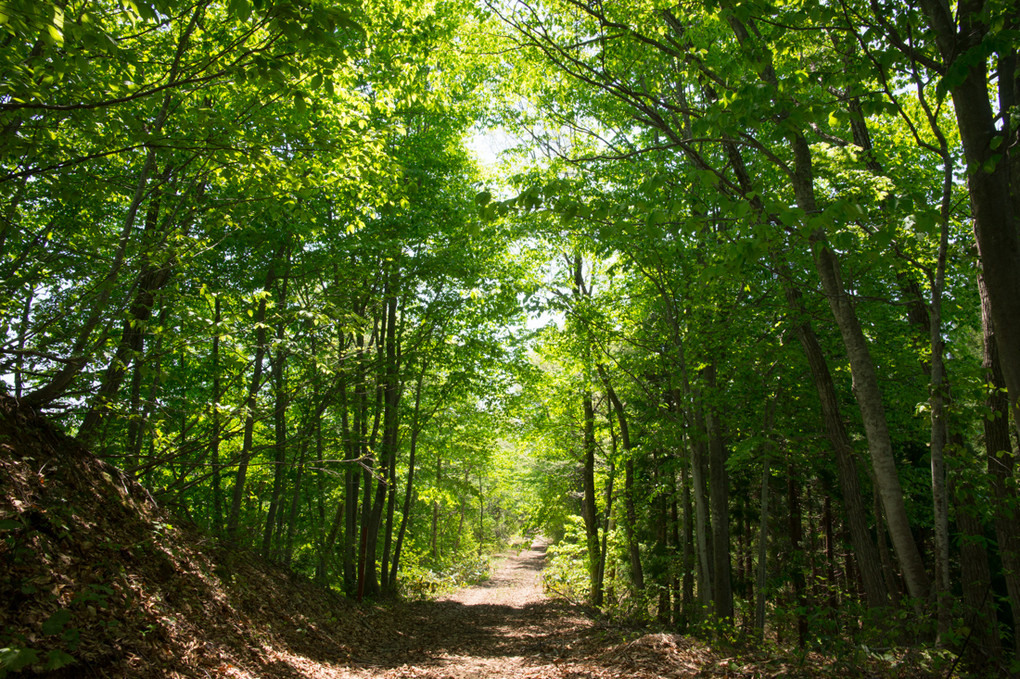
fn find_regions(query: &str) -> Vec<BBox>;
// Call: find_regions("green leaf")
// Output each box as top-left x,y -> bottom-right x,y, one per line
982,154 -> 1002,173
42,609 -> 72,635
0,647 -> 40,672
43,649 -> 75,670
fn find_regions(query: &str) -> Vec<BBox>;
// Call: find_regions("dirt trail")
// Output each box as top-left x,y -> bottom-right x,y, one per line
348,539 -> 604,678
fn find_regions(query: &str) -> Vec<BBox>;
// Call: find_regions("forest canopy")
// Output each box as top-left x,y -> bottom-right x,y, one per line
2,0 -> 1019,674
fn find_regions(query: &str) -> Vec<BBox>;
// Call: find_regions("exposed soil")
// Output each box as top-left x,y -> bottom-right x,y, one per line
344,542 -> 737,679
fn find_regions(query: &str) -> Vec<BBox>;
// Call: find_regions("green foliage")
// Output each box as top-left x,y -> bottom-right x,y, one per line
541,518 -> 591,603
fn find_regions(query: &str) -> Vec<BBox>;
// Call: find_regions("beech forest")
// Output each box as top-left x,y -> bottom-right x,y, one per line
2,0 -> 1020,676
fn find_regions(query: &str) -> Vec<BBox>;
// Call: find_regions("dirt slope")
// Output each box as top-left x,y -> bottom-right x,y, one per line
1,395 -> 360,678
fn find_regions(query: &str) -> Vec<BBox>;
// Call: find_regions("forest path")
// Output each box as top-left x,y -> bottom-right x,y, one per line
347,539 -> 611,679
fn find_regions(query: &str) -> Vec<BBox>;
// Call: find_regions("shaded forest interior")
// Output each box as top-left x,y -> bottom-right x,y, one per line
2,0 -> 1020,677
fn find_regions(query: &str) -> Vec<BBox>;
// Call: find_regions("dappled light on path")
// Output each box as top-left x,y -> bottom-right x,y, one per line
345,540 -> 723,679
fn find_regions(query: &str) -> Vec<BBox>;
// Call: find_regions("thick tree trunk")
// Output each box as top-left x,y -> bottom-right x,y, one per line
917,0 -> 1020,442
704,364 -> 733,623
979,270 -> 1020,653
955,491 -> 1002,670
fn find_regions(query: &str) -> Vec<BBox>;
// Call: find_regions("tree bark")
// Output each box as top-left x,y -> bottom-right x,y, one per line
979,269 -> 1020,653
704,364 -> 733,623
226,245 -> 283,542
262,255 -> 291,558
917,0 -> 1020,442
600,368 -> 644,592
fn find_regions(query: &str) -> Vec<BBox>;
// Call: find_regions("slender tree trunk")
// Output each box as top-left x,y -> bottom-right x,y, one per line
367,281 -> 400,597
755,399 -> 774,640
755,452 -> 769,641
262,258 -> 291,558
679,444 -> 695,629
691,401 -> 713,614
600,410 -> 616,603
572,254 -> 602,607
431,455 -> 441,560
787,464 -> 808,648
21,7 -> 204,408
783,143 -> 930,606
282,437 -> 307,567
390,364 -> 426,587
226,244 -> 284,541
209,296 -> 224,536
581,388 -> 602,606
670,491 -> 684,628
78,189 -> 172,445
14,287 -> 33,399
730,10 -> 928,605
600,369 -> 644,591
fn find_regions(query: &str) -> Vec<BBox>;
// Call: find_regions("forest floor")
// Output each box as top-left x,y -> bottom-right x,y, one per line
1,396 -> 946,678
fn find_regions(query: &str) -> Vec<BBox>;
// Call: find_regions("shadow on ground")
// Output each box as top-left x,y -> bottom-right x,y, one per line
348,545 -> 593,672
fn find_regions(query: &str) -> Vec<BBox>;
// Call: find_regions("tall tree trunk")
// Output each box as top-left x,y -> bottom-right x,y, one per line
390,362 -> 426,587
691,398 -> 713,614
367,279 -> 400,597
14,287 -> 34,399
431,455 -> 442,561
21,7 -> 204,408
955,487 -> 1002,670
705,364 -> 733,623
755,452 -> 769,641
209,296 -> 224,536
679,443 -> 696,630
789,139 -> 929,603
225,246 -> 282,542
282,438 -> 307,567
78,189 -> 172,445
600,369 -> 644,591
573,254 -> 602,607
917,0 -> 1020,443
755,399 -> 774,640
727,11 -> 929,605
788,464 -> 808,649
581,388 -> 602,606
262,254 -> 291,558
979,269 -> 1020,653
